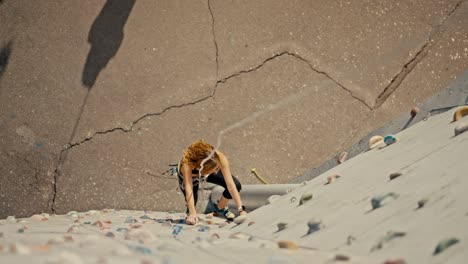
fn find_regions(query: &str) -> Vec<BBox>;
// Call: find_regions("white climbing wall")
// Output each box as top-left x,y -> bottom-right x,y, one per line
0,108 -> 467,263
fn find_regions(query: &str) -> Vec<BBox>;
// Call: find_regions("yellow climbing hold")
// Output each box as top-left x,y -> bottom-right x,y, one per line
278,240 -> 299,250
369,135 -> 384,150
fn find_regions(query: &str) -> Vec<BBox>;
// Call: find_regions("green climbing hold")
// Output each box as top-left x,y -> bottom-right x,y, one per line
299,192 -> 313,205
371,231 -> 406,252
389,172 -> 402,180
277,222 -> 288,232
433,238 -> 460,255
371,192 -> 399,210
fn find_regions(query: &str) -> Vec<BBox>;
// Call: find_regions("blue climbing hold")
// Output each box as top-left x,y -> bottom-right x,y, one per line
198,226 -> 210,232
371,192 -> 399,210
433,238 -> 460,255
129,245 -> 152,255
384,135 -> 398,145
124,216 -> 137,223
172,225 -> 183,237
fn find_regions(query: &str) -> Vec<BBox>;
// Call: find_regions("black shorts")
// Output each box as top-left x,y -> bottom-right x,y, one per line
178,169 -> 242,206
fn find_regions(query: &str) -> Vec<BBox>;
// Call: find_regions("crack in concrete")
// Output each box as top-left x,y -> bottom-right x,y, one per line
124,165 -> 176,180
373,0 -> 466,109
207,0 -> 219,79
217,51 -> 373,110
49,93 -> 214,213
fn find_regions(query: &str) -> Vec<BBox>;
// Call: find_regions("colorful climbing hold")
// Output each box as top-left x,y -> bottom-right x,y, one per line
335,254 -> 350,261
384,134 -> 398,145
105,232 -> 115,238
234,214 -> 248,225
369,135 -> 384,150
325,174 -> 341,185
140,215 -> 152,220
30,214 -> 43,221
129,245 -> 152,255
454,122 -> 468,136
453,106 -> 468,122
117,227 -> 129,232
417,198 -> 429,209
433,238 -> 460,255
125,216 -> 137,224
277,222 -> 288,232
229,232 -> 249,239
389,172 -> 402,180
278,240 -> 299,250
299,192 -> 313,205
371,192 -> 399,210
410,107 -> 420,118
172,225 -> 183,237
306,219 -> 322,235
337,152 -> 348,164
198,226 -> 210,232
248,221 -> 255,226
267,195 -> 281,205
371,231 -> 406,252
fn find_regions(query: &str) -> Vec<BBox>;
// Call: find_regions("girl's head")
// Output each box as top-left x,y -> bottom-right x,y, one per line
183,140 -> 220,175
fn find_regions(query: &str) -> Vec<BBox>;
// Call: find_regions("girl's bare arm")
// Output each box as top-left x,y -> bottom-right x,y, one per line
181,163 -> 196,215
218,151 -> 243,208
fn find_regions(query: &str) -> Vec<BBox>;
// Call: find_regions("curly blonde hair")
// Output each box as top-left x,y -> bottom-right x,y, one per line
182,140 -> 220,175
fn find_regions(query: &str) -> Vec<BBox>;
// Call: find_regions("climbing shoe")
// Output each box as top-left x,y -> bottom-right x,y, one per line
213,204 -> 235,221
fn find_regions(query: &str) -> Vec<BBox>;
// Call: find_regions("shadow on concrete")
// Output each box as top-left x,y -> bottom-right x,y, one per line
0,41 -> 12,80
82,0 -> 136,88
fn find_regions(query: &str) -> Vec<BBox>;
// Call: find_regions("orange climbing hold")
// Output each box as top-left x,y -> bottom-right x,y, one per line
278,240 -> 299,250
453,106 -> 468,122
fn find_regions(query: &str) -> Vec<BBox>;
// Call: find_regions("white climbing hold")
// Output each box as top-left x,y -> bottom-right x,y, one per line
454,122 -> 468,136
267,195 -> 281,205
369,135 -> 384,149
234,214 -> 248,225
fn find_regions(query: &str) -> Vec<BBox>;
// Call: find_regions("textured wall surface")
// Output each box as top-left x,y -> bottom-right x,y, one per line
1,0 -> 467,217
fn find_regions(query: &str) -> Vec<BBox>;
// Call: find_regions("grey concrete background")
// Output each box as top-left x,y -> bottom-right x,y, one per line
292,71 -> 468,183
1,0 -> 467,217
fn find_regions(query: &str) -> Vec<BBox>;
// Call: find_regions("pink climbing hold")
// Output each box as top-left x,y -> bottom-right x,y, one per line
325,174 -> 341,185
337,152 -> 348,164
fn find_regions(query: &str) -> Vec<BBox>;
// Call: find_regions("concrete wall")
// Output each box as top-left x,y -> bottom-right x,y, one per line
1,0 -> 467,218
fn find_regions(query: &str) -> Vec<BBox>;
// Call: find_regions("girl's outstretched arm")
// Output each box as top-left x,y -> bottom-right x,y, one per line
218,151 -> 244,212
